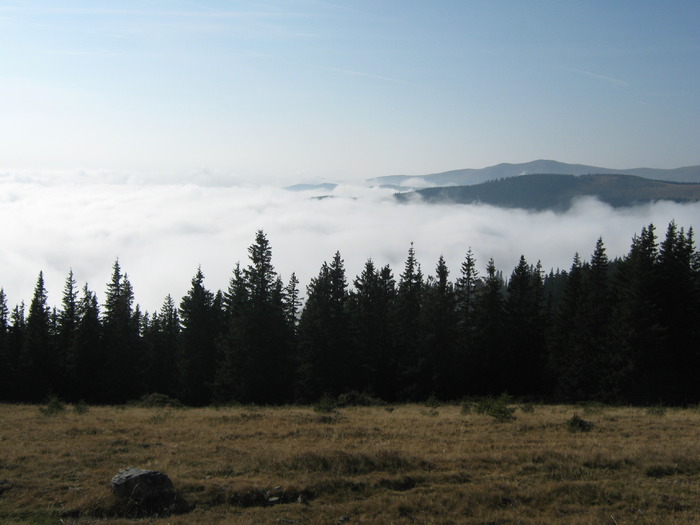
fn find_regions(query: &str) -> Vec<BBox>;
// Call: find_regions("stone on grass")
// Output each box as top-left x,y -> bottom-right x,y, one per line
109,466 -> 177,514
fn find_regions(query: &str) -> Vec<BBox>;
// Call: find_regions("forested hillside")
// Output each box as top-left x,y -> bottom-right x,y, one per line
397,174 -> 700,210
0,223 -> 698,406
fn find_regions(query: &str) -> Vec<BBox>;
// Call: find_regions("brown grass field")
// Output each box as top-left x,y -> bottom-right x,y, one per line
2,401 -> 700,524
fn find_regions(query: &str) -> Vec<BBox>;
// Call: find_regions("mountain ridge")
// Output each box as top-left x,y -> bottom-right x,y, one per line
369,159 -> 700,189
395,173 -> 700,211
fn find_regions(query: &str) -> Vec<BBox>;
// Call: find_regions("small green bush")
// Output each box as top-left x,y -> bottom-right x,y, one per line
336,391 -> 385,407
488,394 -> 516,422
39,395 -> 66,416
73,400 -> 89,414
425,395 -> 440,408
475,397 -> 495,415
474,394 -> 516,422
566,413 -> 594,432
135,392 -> 183,408
519,403 -> 535,414
645,405 -> 666,416
314,395 -> 337,413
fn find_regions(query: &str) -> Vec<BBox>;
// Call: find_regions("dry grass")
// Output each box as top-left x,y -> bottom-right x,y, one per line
2,402 -> 700,524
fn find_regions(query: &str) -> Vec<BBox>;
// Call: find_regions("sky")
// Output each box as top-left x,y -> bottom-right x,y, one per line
1,0 -> 699,181
1,1 -> 699,311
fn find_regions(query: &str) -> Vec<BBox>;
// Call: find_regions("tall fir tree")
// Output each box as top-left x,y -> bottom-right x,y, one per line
348,260 -> 396,399
215,231 -> 294,403
393,243 -> 425,400
504,256 -> 546,396
283,272 -> 301,333
73,284 -> 102,402
56,270 -> 79,399
142,294 -> 180,397
297,252 -> 353,399
653,222 -> 699,402
19,272 -> 53,400
101,260 -> 141,402
421,255 -> 460,398
471,258 -> 506,394
5,303 -> 26,400
178,267 -> 221,405
0,289 -> 9,399
607,224 -> 662,402
455,249 -> 479,347
547,253 -> 593,400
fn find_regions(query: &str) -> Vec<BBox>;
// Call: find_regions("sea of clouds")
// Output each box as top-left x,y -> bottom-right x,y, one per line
1,171 -> 698,313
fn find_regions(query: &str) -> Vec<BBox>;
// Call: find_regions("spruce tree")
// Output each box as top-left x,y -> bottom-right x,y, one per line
455,249 -> 479,348
472,258 -> 506,394
0,289 -> 9,399
348,260 -> 396,399
503,256 -> 545,395
547,253 -> 592,400
422,255 -> 460,398
20,272 -> 53,400
653,222 -> 699,402
297,252 -> 352,399
215,231 -> 293,404
5,303 -> 26,400
283,272 -> 301,333
148,294 -> 180,397
178,267 -> 220,405
393,243 -> 425,400
73,284 -> 102,402
607,224 -> 661,402
56,270 -> 79,399
101,260 -> 140,402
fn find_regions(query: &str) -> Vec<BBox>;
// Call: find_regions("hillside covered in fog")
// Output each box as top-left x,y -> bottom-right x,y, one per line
396,173 -> 700,211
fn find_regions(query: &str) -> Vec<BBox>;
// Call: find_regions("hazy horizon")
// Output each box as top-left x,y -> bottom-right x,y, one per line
1,173 -> 698,312
2,1 -> 699,309
2,1 -> 699,182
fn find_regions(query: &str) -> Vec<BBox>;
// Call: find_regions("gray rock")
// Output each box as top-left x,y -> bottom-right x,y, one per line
109,467 -> 176,514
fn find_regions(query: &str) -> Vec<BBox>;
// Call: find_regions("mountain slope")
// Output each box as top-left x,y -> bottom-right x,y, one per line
395,173 -> 700,211
371,160 -> 700,189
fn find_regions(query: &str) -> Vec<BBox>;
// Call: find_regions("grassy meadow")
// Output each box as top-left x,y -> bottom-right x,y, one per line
1,400 -> 700,524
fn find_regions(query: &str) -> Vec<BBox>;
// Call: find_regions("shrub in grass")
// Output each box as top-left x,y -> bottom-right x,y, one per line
39,395 -> 66,416
475,393 -> 516,422
425,395 -> 440,408
645,405 -> 666,416
135,393 -> 183,408
566,414 -> 594,432
336,391 -> 385,407
73,400 -> 89,414
475,396 -> 494,415
519,402 -> 535,413
314,395 -> 338,413
488,395 -> 516,423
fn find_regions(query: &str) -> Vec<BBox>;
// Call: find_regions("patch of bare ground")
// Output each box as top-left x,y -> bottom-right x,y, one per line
2,403 -> 700,524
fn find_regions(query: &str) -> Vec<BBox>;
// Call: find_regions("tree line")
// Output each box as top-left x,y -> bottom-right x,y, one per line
0,223 -> 698,406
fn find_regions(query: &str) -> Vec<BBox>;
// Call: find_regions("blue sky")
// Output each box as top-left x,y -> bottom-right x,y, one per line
2,0 -> 699,182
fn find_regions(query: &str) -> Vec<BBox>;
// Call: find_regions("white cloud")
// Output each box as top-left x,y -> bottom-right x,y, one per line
0,174 -> 697,312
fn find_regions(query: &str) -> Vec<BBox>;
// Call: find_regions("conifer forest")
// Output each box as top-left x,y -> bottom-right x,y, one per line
0,222 -> 698,406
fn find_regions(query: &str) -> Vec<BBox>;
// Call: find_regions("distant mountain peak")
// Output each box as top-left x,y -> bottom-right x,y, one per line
395,173 -> 700,211
369,160 -> 700,190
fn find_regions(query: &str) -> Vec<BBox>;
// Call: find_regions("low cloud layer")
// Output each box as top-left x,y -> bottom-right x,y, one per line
1,173 -> 698,312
